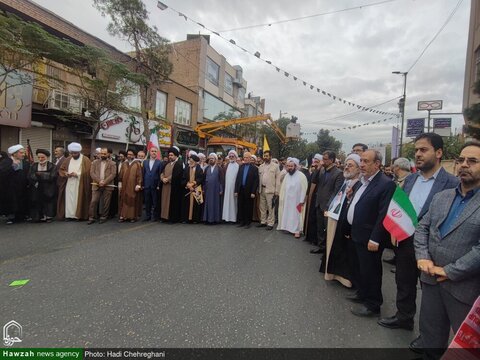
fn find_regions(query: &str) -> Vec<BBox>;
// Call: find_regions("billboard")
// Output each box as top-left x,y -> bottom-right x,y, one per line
98,111 -> 172,147
0,69 -> 33,128
406,118 -> 425,138
433,118 -> 451,137
391,126 -> 399,160
417,100 -> 443,111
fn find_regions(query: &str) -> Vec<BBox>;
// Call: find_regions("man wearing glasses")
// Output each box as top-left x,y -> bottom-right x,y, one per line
414,141 -> 480,359
378,133 -> 458,348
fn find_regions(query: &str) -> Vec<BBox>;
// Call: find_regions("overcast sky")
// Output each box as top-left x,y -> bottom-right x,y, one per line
33,0 -> 470,151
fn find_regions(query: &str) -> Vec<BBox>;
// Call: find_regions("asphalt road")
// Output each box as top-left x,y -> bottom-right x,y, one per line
0,218 -> 420,348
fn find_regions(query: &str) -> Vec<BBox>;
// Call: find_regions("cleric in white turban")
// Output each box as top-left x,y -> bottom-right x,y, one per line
8,144 -> 24,155
277,157 -> 308,238
222,148 -> 240,222
67,142 -> 82,153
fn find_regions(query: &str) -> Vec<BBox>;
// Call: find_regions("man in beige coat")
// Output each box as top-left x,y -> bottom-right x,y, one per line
88,148 -> 117,224
257,150 -> 280,230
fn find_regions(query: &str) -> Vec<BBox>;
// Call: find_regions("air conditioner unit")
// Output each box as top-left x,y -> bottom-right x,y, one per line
47,89 -> 83,114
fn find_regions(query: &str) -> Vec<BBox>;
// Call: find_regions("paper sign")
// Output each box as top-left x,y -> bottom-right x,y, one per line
9,279 -> 30,287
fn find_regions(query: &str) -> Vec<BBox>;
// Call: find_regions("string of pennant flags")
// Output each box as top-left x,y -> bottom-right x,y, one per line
300,117 -> 396,135
156,1 -> 400,118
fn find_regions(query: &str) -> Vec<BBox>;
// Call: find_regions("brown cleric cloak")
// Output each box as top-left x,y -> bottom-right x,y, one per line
119,159 -> 142,220
57,155 -> 92,220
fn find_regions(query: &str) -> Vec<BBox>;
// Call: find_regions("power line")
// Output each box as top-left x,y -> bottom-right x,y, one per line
218,0 -> 400,33
155,2 -> 400,118
407,0 -> 463,73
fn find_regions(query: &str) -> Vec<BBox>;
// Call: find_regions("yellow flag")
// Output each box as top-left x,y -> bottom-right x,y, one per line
263,134 -> 270,152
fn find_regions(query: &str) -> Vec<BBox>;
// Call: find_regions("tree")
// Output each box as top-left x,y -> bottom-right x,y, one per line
316,129 -> 342,154
464,80 -> 480,140
0,12 -> 75,98
93,0 -> 173,144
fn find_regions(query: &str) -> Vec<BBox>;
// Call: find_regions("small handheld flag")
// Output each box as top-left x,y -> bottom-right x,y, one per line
383,186 -> 418,242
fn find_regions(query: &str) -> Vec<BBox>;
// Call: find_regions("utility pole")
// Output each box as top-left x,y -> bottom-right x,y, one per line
392,71 -> 408,156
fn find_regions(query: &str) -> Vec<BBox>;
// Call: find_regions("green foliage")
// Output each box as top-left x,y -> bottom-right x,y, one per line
316,129 -> 342,154
93,0 -> 173,143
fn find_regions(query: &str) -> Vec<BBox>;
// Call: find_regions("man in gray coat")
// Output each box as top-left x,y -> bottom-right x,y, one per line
414,142 -> 480,359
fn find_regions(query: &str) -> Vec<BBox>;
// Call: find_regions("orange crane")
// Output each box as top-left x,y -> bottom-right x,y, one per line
195,114 -> 288,154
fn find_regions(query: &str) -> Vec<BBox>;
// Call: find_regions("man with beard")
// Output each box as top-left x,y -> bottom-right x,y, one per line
118,149 -> 142,223
0,145 -> 30,224
235,152 -> 259,228
347,149 -> 395,317
304,154 -> 323,244
57,142 -> 92,221
414,142 -> 480,359
320,154 -> 362,288
277,158 -> 308,238
88,148 -> 117,224
160,147 -> 184,223
257,150 -> 280,230
28,149 -> 57,223
392,157 -> 412,188
222,150 -> 240,223
203,153 -> 224,224
377,134 -> 459,348
310,151 -> 344,254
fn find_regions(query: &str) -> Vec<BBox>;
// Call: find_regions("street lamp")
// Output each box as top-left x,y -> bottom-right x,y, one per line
392,71 -> 408,156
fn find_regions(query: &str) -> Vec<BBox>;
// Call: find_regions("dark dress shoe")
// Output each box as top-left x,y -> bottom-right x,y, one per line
99,219 -> 107,224
378,316 -> 413,330
87,220 -> 95,225
237,223 -> 245,227
244,223 -> 251,229
142,217 -> 151,222
345,294 -> 364,303
310,248 -> 322,254
266,225 -> 273,230
409,335 -> 423,354
351,306 -> 380,318
256,223 -> 266,227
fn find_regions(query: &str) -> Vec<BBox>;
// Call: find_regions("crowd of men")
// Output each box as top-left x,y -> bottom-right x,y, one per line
0,133 -> 479,359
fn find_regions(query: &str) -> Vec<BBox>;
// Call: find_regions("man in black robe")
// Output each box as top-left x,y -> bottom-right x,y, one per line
28,149 -> 57,222
160,147 -> 184,223
0,145 -> 30,224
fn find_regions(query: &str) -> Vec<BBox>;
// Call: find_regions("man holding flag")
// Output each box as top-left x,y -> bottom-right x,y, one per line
378,133 -> 458,338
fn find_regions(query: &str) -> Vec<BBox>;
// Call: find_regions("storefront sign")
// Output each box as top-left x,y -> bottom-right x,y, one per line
0,69 -> 33,128
98,111 -> 172,147
176,129 -> 199,147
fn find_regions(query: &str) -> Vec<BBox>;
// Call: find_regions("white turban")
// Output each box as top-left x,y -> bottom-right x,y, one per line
7,144 -> 24,155
209,152 -> 218,160
189,150 -> 198,157
198,153 -> 206,159
68,142 -> 82,152
251,155 -> 257,161
313,153 -> 322,161
288,157 -> 300,166
346,153 -> 361,167
95,147 -> 101,153
228,149 -> 238,158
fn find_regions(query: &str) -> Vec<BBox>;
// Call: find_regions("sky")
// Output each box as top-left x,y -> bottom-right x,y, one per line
32,0 -> 471,151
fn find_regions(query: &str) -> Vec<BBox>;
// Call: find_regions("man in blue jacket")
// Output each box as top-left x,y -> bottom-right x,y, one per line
143,147 -> 163,221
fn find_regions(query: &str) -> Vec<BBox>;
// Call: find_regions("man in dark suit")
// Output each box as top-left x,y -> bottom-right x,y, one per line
311,151 -> 344,254
414,142 -> 480,359
379,133 -> 459,333
346,149 -> 396,317
235,151 -> 259,228
143,147 -> 163,221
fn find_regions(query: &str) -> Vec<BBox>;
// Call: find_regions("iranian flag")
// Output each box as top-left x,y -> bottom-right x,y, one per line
383,186 -> 418,242
147,131 -> 159,151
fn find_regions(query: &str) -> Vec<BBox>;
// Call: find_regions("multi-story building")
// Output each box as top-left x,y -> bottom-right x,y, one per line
0,0 -> 198,155
463,0 -> 480,127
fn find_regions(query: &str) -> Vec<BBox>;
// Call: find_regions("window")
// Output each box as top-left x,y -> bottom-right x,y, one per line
224,73 -> 233,96
155,91 -> 167,119
53,91 -> 69,109
121,80 -> 141,111
206,57 -> 219,86
237,87 -> 245,107
174,99 -> 192,126
203,92 -> 241,121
